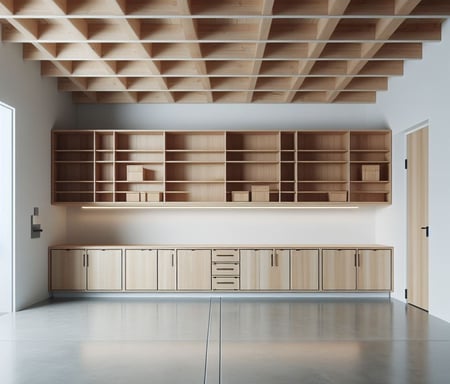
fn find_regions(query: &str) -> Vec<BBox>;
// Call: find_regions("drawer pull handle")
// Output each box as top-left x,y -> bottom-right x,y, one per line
215,254 -> 235,257
216,267 -> 234,271
216,282 -> 235,285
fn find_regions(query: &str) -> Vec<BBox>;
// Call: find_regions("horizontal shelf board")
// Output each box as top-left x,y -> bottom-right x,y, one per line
115,181 -> 164,184
54,191 -> 93,194
298,161 -> 347,164
226,161 -> 279,164
350,191 -> 389,194
298,180 -> 348,183
226,149 -> 279,153
55,180 -> 93,183
165,180 -> 225,183
55,161 -> 94,164
350,181 -> 390,184
350,161 -> 389,164
95,149 -> 114,152
116,161 -> 164,164
297,149 -> 348,153
54,149 -> 94,152
115,149 -> 165,154
166,161 -> 225,164
226,180 -> 279,183
350,149 -> 390,153
165,149 -> 225,153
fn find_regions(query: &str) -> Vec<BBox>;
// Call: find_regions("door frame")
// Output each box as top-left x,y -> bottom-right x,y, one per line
0,101 -> 15,313
405,121 -> 429,311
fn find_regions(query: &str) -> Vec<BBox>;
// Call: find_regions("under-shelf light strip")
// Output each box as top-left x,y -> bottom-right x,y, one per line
81,206 -> 359,210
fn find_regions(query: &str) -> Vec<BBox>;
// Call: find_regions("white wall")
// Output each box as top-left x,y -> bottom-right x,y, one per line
72,104 -> 386,249
0,38 -> 74,310
377,20 -> 450,321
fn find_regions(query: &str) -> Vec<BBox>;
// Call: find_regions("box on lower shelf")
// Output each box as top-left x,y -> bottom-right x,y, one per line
126,191 -> 162,202
232,191 -> 249,202
328,191 -> 347,202
251,185 -> 270,202
362,165 -> 380,181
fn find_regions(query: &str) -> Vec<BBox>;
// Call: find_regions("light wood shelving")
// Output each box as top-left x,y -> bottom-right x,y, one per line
52,129 -> 391,206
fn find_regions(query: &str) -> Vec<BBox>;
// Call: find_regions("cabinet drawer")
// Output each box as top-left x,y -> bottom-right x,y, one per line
212,249 -> 239,262
212,262 -> 240,276
212,277 -> 240,290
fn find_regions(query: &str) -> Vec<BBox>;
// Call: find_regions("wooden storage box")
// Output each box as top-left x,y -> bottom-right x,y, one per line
328,191 -> 347,202
251,185 -> 270,202
147,191 -> 162,202
127,165 -> 144,182
232,191 -> 249,202
126,192 -> 140,202
362,165 -> 380,181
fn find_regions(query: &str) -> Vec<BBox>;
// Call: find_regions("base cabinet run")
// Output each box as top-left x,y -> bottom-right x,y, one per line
49,245 -> 393,293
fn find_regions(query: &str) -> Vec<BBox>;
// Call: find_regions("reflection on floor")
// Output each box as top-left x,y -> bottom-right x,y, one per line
0,298 -> 449,383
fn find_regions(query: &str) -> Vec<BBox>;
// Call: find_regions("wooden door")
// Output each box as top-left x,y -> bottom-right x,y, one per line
86,249 -> 122,291
125,249 -> 157,290
407,127 -> 429,310
50,249 -> 86,290
322,249 -> 357,290
357,249 -> 392,290
177,249 -> 211,290
158,249 -> 177,290
291,249 -> 320,290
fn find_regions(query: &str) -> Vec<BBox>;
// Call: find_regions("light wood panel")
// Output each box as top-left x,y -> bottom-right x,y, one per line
177,249 -> 211,290
125,249 -> 157,290
357,249 -> 392,290
1,0 -> 448,103
322,249 -> 357,290
50,249 -> 86,290
290,249 -> 320,291
86,249 -> 122,291
407,127 -> 429,310
158,249 -> 177,290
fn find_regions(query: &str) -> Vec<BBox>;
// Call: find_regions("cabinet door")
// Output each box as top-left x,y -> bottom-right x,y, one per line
158,249 -> 177,290
291,249 -> 319,290
357,249 -> 392,290
125,249 -> 157,290
322,249 -> 357,290
240,249 -> 289,290
265,249 -> 290,290
86,249 -> 122,291
50,249 -> 86,290
177,249 -> 211,290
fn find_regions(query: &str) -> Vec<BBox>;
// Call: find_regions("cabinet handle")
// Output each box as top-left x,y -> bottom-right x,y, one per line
86,254 -> 89,268
216,254 -> 235,257
354,254 -> 357,267
216,267 -> 234,271
358,253 -> 361,267
271,253 -> 274,267
275,252 -> 278,267
171,253 -> 174,267
216,281 -> 235,285
82,254 -> 85,267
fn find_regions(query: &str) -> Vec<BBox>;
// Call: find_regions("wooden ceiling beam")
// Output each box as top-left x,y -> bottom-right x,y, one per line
284,0 -> 351,102
245,0 -> 275,102
327,0 -> 421,102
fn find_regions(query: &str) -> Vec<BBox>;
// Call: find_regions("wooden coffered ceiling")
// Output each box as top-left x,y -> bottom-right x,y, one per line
0,0 -> 449,104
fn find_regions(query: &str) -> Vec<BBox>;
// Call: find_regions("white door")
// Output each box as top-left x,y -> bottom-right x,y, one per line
407,127 -> 429,311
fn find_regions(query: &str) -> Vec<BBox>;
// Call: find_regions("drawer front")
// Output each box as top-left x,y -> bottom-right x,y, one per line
212,277 -> 240,290
212,263 -> 240,276
212,249 -> 239,262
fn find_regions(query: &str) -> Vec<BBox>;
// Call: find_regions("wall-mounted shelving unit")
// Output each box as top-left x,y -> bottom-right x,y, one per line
52,129 -> 391,206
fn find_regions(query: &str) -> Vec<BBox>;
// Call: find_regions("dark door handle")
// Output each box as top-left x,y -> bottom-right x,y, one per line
421,226 -> 429,237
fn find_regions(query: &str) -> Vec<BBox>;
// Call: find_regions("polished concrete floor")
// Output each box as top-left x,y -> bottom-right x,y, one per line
0,298 -> 450,384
